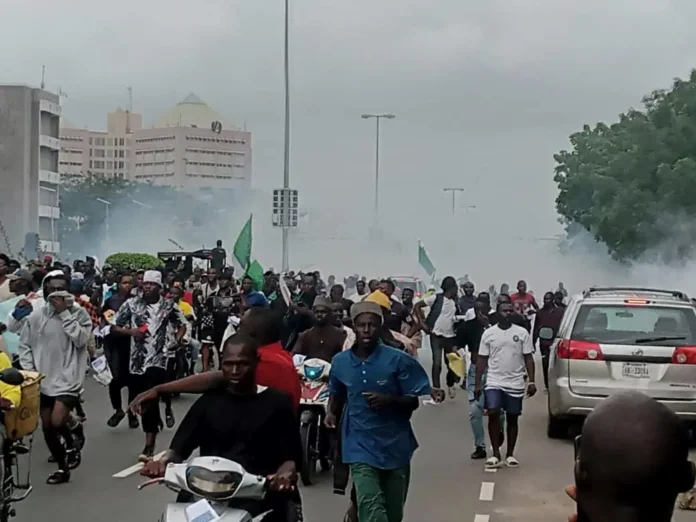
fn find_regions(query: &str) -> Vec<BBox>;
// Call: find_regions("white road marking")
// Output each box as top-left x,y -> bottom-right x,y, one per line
112,451 -> 167,478
484,467 -> 498,473
474,515 -> 490,522
479,481 -> 495,501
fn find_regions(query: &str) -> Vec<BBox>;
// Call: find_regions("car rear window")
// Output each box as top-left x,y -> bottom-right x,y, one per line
571,304 -> 696,346
395,281 -> 418,293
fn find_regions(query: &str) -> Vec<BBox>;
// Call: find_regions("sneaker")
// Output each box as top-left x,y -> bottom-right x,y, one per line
471,447 -> 487,460
165,409 -> 175,429
107,410 -> 126,428
138,445 -> 155,463
72,423 -> 86,451
128,413 -> 140,429
66,448 -> 82,470
447,386 -> 457,399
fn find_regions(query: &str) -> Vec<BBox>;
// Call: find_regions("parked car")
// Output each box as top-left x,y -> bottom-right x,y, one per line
390,276 -> 427,301
545,287 -> 696,439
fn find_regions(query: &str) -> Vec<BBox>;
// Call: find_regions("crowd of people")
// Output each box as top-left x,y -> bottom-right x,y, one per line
0,248 -> 693,522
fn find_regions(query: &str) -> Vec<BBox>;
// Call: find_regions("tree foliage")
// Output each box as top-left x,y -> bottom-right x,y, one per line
554,69 -> 696,261
58,176 -> 194,258
105,252 -> 163,270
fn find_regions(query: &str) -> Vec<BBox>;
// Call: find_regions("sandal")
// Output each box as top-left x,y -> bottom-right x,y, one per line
505,456 -> 520,468
46,470 -> 70,485
485,456 -> 502,469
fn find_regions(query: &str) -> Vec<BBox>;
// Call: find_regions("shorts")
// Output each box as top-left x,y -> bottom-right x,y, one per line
483,388 -> 523,416
40,393 -> 80,411
200,328 -> 223,347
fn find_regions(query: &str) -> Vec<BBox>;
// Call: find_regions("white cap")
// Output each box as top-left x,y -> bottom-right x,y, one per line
143,270 -> 162,286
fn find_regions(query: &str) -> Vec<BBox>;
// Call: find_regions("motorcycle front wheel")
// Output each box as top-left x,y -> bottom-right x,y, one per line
300,421 -> 318,486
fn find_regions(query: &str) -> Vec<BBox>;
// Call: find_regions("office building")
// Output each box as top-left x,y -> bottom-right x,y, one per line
0,85 -> 62,255
59,93 -> 252,190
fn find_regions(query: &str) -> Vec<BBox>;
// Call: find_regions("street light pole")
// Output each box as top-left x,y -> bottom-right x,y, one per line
281,0 -> 291,272
96,198 -> 111,243
361,113 -> 395,226
443,187 -> 465,214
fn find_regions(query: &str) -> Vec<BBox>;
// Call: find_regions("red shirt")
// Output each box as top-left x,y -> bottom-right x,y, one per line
510,292 -> 537,317
256,342 -> 301,412
182,290 -> 194,306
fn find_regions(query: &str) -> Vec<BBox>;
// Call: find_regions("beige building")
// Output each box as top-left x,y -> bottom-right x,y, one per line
59,93 -> 252,190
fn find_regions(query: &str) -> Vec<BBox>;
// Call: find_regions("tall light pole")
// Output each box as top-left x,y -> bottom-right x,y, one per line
281,0 -> 291,272
96,198 -> 111,243
361,113 -> 395,226
443,187 -> 465,214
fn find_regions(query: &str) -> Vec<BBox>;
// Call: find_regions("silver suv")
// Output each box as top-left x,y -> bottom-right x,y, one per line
546,287 -> 696,439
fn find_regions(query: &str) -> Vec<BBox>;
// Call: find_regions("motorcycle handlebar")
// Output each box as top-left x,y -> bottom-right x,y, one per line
137,477 -> 165,490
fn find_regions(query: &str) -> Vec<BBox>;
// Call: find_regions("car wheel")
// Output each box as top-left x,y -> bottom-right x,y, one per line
547,413 -> 569,440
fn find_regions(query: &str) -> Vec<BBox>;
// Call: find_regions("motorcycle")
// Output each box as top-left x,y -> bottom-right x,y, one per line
294,356 -> 332,486
139,456 -> 272,522
0,368 -> 41,522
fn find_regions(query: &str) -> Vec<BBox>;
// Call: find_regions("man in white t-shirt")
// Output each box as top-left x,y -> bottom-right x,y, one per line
474,301 -> 536,469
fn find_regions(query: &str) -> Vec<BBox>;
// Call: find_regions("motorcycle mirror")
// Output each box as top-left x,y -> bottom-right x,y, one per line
0,368 -> 24,386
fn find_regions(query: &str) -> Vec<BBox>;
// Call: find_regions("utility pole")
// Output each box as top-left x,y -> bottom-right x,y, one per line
281,0 -> 291,272
126,86 -> 133,134
443,188 -> 465,214
361,113 -> 396,226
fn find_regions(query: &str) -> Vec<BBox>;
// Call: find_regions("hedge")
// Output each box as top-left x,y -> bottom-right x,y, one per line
105,253 -> 163,271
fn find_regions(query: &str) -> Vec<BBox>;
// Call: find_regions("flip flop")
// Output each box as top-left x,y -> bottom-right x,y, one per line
485,456 -> 502,469
505,456 -> 520,468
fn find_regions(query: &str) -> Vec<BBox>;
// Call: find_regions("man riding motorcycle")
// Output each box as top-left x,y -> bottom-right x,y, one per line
141,333 -> 303,522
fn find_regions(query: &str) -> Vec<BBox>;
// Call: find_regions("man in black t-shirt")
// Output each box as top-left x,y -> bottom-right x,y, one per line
211,239 -> 227,272
142,333 -> 302,522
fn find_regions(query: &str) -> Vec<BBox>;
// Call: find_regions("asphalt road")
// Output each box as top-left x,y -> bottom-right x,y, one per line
17,351 -> 696,522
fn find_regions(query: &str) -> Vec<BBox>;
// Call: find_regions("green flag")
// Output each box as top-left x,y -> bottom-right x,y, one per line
418,241 -> 436,278
246,259 -> 265,291
233,215 -> 253,269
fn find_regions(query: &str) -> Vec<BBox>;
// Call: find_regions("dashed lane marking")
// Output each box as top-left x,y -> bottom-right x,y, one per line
479,481 -> 495,501
474,515 -> 490,522
484,468 -> 498,473
112,451 -> 167,478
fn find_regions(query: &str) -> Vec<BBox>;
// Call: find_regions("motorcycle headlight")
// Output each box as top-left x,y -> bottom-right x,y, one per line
303,364 -> 324,380
185,466 -> 243,500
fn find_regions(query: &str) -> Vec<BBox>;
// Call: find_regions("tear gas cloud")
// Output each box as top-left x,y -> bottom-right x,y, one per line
76,181 -> 696,299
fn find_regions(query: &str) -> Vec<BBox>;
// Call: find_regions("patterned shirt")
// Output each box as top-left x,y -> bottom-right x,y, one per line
114,295 -> 186,375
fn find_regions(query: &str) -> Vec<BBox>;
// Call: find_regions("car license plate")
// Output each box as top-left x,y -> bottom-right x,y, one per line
622,362 -> 650,379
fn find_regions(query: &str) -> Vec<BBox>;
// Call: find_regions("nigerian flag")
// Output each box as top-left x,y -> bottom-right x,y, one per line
233,215 -> 253,269
418,241 -> 436,278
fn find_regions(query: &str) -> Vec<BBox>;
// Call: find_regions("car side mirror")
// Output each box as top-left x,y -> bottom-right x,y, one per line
538,327 -> 555,341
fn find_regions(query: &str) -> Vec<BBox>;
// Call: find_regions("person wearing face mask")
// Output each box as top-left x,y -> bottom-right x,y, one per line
292,296 -> 346,363
474,301 -> 536,469
18,272 -> 93,484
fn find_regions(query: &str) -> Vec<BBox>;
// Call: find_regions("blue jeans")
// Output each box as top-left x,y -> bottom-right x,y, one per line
467,363 -> 505,449
188,339 -> 201,364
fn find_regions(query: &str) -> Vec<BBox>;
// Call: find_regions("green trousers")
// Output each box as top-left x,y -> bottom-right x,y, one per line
350,463 -> 411,522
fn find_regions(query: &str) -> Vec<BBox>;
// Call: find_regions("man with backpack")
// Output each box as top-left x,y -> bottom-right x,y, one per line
414,276 -> 463,399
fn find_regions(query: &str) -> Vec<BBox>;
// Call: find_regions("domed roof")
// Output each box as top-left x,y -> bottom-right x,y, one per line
154,93 -> 236,130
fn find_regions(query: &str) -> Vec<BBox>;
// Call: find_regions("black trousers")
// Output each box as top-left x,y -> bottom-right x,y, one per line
104,342 -> 135,411
129,367 -> 168,434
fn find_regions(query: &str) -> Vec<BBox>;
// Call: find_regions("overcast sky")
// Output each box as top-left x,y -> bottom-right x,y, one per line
4,0 -> 696,283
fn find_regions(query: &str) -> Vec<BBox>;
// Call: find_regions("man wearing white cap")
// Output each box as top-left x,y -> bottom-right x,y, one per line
113,270 -> 187,462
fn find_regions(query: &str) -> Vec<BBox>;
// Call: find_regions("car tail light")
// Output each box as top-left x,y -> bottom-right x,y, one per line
557,339 -> 603,360
672,346 -> 696,365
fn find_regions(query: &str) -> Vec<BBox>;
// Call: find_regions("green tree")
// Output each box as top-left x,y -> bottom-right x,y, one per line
58,176 -> 191,258
554,69 -> 696,261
